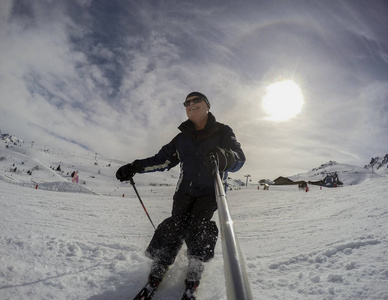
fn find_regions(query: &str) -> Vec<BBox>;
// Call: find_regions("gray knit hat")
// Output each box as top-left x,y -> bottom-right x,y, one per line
185,92 -> 210,108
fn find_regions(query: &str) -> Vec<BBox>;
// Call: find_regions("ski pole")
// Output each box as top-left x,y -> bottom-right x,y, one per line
129,177 -> 156,231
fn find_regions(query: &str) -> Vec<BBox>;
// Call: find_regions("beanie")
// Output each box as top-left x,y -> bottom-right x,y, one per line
185,92 -> 210,109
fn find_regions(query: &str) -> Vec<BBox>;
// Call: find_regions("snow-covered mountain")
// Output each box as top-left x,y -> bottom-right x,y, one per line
289,160 -> 384,186
364,154 -> 388,175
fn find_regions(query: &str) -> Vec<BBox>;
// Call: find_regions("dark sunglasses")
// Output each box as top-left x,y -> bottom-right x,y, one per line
183,97 -> 204,107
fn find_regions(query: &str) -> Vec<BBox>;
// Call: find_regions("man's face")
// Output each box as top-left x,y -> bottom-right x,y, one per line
184,96 -> 209,120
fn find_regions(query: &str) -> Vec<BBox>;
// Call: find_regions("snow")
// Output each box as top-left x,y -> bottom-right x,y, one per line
1,140 -> 388,299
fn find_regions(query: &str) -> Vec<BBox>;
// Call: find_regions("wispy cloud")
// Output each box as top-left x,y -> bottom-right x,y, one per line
1,0 -> 387,179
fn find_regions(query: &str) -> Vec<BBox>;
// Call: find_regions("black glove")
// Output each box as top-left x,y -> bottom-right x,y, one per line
116,160 -> 143,182
204,146 -> 235,173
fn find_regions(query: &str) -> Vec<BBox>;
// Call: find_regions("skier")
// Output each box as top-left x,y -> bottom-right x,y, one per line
116,92 -> 245,299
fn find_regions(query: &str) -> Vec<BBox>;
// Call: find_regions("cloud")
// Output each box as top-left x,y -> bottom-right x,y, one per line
1,0 -> 387,180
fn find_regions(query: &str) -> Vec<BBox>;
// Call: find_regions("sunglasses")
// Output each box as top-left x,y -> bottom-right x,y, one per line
183,97 -> 204,107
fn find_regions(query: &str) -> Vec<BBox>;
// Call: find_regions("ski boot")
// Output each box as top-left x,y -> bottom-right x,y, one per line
181,257 -> 203,299
133,274 -> 162,300
133,261 -> 168,300
182,279 -> 200,300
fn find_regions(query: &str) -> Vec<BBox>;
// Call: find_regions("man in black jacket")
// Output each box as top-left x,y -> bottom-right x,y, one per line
116,92 -> 245,298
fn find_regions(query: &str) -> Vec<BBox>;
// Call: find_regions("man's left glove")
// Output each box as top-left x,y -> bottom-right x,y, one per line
204,146 -> 235,173
116,160 -> 143,182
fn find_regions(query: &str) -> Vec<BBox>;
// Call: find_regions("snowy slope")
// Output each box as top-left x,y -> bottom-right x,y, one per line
0,140 -> 180,196
1,138 -> 388,299
0,139 -> 243,195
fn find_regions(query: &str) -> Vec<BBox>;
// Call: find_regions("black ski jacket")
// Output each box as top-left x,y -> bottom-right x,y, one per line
135,112 -> 245,196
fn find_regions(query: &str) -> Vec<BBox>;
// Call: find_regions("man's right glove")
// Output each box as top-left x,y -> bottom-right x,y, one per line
116,160 -> 143,182
204,146 -> 235,173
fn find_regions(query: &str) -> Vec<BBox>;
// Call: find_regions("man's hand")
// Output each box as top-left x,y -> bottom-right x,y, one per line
116,161 -> 142,182
204,146 -> 235,173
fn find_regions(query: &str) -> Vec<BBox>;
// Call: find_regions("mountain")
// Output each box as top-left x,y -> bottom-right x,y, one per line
364,154 -> 388,175
289,160 -> 382,186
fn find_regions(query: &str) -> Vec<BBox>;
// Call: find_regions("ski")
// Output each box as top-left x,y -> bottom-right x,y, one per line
181,280 -> 200,300
132,275 -> 162,300
132,276 -> 200,300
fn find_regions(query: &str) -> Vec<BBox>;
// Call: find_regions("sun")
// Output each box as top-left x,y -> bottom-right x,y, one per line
262,80 -> 304,122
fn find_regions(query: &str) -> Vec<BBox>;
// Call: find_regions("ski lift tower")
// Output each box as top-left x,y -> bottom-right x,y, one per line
244,174 -> 251,187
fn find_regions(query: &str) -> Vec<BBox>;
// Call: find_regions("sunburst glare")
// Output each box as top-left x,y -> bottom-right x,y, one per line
262,80 -> 304,122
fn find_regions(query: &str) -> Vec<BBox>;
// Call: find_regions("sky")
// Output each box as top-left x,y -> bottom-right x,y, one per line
1,0 -> 388,181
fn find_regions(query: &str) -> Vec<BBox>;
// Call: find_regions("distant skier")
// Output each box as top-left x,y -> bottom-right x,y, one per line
72,171 -> 79,183
116,92 -> 245,299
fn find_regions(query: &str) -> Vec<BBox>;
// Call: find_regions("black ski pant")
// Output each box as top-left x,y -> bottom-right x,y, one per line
145,191 -> 218,266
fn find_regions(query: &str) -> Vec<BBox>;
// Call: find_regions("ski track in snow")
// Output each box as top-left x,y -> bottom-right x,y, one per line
1,141 -> 388,299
